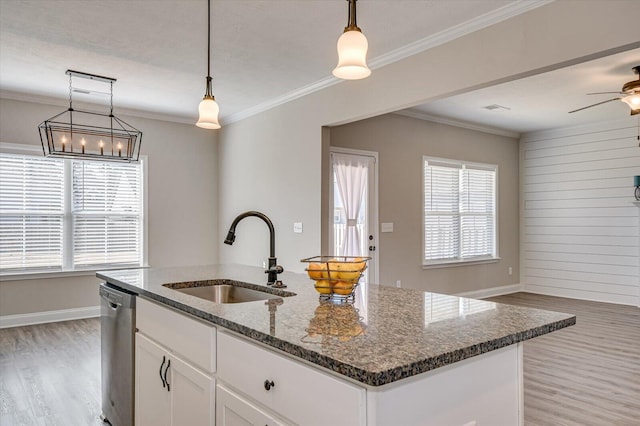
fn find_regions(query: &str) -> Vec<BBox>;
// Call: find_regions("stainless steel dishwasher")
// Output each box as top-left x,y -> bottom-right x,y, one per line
100,283 -> 136,426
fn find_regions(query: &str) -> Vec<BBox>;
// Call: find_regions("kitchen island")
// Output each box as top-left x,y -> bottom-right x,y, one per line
98,264 -> 575,426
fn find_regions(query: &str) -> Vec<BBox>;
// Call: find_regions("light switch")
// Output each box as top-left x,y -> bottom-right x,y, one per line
381,222 -> 394,233
293,222 -> 303,233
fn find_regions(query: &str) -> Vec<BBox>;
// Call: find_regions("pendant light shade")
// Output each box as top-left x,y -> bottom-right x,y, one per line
196,0 -> 221,129
197,76 -> 221,129
197,97 -> 221,129
333,0 -> 371,80
333,30 -> 371,80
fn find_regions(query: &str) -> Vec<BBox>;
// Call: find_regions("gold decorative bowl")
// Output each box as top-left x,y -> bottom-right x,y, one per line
300,256 -> 370,301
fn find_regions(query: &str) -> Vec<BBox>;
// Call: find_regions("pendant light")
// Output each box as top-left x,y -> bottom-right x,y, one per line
38,70 -> 142,162
333,0 -> 371,80
196,0 -> 221,129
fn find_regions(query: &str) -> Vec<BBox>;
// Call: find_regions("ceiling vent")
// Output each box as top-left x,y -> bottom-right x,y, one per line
483,104 -> 511,111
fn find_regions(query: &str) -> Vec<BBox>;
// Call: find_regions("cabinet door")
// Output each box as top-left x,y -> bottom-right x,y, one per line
136,334 -> 171,426
169,353 -> 215,426
216,384 -> 285,426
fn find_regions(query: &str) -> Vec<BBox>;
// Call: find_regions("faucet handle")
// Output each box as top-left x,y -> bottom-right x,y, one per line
265,265 -> 284,274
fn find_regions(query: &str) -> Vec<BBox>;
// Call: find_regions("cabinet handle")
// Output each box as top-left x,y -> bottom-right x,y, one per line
164,359 -> 171,392
263,379 -> 275,391
159,355 -> 166,388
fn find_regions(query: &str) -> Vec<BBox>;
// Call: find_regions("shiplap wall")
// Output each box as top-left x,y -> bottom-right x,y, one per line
521,118 -> 640,306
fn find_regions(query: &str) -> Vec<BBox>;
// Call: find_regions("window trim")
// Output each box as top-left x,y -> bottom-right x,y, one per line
0,142 -> 148,279
421,155 -> 499,267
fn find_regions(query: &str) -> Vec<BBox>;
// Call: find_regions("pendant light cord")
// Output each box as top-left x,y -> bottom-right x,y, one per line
203,0 -> 213,98
207,0 -> 211,78
346,0 -> 359,31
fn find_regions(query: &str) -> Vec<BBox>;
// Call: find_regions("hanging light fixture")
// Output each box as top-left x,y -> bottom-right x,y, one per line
333,0 -> 371,80
38,70 -> 142,162
620,66 -> 640,116
196,0 -> 221,129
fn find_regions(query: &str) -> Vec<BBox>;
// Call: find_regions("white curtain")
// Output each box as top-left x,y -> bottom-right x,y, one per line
333,153 -> 368,257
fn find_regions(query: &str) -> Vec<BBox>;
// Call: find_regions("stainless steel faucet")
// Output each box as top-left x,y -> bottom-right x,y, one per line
224,211 -> 285,287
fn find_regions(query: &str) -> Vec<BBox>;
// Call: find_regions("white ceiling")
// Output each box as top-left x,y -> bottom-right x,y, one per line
1,1 -> 637,134
405,48 -> 640,134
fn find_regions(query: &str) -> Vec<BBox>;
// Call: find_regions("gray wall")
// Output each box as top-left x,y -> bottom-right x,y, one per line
0,98 -> 218,316
328,114 -> 519,294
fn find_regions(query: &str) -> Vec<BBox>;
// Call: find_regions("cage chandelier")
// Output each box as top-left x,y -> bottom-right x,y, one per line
38,70 -> 142,162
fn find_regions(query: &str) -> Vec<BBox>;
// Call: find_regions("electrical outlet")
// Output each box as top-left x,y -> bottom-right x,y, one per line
293,222 -> 303,233
508,266 -> 513,276
396,280 -> 401,288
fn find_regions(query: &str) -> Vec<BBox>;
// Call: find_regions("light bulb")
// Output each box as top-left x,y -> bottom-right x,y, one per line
196,97 -> 221,129
333,30 -> 371,80
621,93 -> 640,108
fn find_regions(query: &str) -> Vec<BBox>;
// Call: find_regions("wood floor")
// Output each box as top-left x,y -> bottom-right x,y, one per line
490,293 -> 640,426
0,293 -> 638,425
0,318 -> 103,426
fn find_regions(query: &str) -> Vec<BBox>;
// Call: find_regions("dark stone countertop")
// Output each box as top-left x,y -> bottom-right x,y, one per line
97,264 -> 575,387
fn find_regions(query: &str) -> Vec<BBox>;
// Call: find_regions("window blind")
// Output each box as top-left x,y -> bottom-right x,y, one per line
0,152 -> 144,274
0,154 -> 64,270
424,163 -> 460,261
423,157 -> 496,265
460,167 -> 495,259
72,161 -> 142,267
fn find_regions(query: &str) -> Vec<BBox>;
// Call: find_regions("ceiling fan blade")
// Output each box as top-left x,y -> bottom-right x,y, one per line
568,98 -> 621,113
586,91 -> 624,95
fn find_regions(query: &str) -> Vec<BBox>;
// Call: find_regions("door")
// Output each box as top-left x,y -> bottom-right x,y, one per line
216,384 -> 285,426
170,353 -> 215,426
136,334 -> 171,426
136,333 -> 215,426
329,148 -> 378,284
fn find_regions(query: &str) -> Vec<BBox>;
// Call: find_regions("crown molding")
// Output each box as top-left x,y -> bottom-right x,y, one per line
394,109 -> 520,138
224,0 -> 552,125
0,90 -> 195,126
223,76 -> 337,125
367,0 -> 553,71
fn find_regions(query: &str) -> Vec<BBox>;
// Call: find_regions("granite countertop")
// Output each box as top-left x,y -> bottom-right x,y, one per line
97,264 -> 575,387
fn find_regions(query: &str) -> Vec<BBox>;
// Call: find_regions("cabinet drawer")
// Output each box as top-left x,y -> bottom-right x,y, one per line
217,331 -> 365,426
137,298 -> 216,373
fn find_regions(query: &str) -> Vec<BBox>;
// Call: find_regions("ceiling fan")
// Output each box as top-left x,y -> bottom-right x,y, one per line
569,65 -> 640,115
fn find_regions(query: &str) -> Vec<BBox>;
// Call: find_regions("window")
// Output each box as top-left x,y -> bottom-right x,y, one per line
0,150 -> 145,274
423,156 -> 497,266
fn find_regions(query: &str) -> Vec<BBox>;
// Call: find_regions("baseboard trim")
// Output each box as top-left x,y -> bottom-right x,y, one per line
0,306 -> 101,329
455,283 -> 524,300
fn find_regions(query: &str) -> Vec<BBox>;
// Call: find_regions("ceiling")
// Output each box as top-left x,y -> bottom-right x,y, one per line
0,1 -> 637,134
406,47 -> 640,135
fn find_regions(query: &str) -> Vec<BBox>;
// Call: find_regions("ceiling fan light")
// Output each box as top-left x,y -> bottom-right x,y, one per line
333,30 -> 371,80
196,96 -> 220,129
621,92 -> 640,110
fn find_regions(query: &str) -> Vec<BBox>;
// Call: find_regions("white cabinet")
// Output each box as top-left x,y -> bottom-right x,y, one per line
217,331 -> 366,426
136,334 -> 171,426
135,334 -> 215,426
135,298 -> 216,426
216,383 -> 286,426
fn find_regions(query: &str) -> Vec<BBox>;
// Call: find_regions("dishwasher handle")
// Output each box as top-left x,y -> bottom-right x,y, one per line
99,283 -> 136,309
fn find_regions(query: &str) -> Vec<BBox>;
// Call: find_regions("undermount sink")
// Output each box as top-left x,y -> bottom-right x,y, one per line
163,280 -> 295,304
